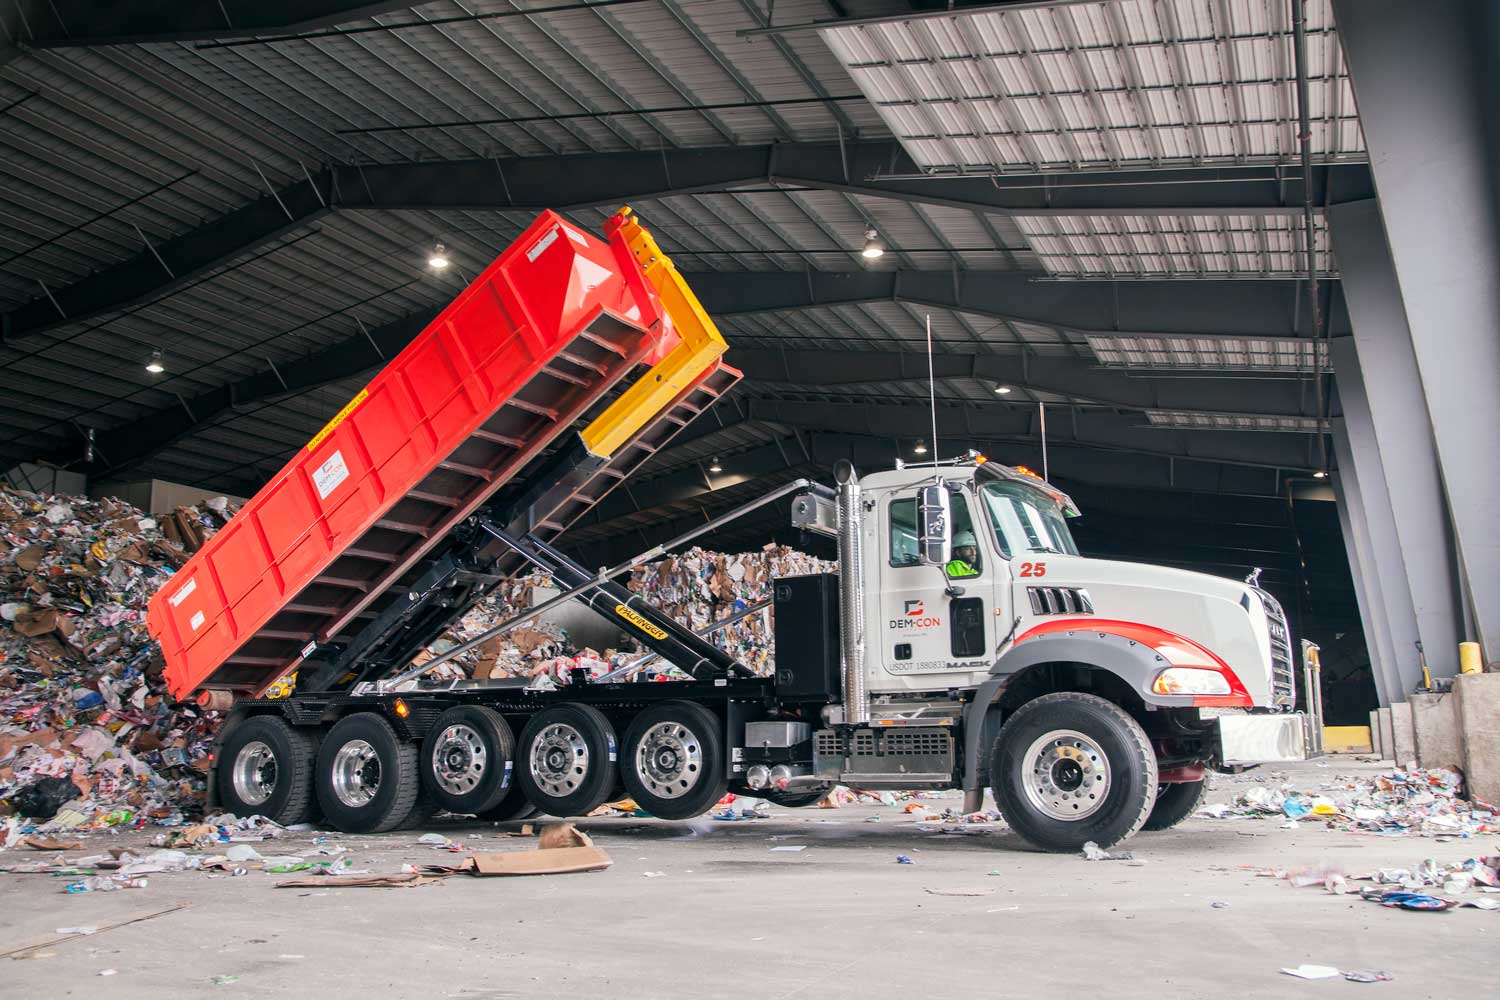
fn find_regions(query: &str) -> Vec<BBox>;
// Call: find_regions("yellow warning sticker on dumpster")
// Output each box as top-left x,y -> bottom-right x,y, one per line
306,388 -> 369,452
614,603 -> 667,640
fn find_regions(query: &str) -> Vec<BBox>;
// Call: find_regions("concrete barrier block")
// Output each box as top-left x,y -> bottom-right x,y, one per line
1410,692 -> 1463,770
1454,673 -> 1500,806
1369,710 -> 1383,757
1377,707 -> 1394,762
1390,701 -> 1417,769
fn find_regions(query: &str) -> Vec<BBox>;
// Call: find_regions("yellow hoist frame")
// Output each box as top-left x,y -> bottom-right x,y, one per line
580,207 -> 729,457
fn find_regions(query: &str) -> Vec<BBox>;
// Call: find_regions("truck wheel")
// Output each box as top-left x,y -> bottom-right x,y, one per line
516,704 -> 617,817
620,701 -> 728,820
216,715 -> 318,825
1142,779 -> 1208,832
990,692 -> 1157,853
477,784 -> 539,823
420,705 -> 515,816
315,713 -> 420,834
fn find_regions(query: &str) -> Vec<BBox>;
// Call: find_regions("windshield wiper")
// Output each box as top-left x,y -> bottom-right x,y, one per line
1028,545 -> 1064,554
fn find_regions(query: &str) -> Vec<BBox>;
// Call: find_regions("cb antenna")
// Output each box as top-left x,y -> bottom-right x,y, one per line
926,313 -> 938,463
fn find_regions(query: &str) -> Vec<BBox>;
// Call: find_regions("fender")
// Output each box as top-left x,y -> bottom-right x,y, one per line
960,619 -> 1248,791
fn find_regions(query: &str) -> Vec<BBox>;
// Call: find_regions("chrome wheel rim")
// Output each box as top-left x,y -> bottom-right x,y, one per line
432,723 -> 488,796
530,723 -> 588,797
634,721 -> 703,800
231,740 -> 277,806
331,739 -> 381,808
1021,728 -> 1111,821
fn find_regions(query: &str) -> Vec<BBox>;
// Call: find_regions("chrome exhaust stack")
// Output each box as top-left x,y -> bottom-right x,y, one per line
834,460 -> 868,725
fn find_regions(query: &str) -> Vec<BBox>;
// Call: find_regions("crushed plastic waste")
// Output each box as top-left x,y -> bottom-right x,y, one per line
1198,766 -> 1492,837
1081,841 -> 1134,861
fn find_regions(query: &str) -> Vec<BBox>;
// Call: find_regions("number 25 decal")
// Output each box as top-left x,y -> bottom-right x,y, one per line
1019,562 -> 1047,578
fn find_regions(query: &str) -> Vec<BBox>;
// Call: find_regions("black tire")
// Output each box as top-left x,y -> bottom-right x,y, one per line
990,692 -> 1157,852
215,715 -> 319,825
515,703 -> 618,817
762,785 -> 834,808
620,701 -> 728,821
420,705 -> 516,815
314,713 -> 421,834
1142,779 -> 1208,832
477,784 -> 539,823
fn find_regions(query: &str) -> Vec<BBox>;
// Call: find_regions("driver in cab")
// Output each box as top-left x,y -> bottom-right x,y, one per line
945,530 -> 981,579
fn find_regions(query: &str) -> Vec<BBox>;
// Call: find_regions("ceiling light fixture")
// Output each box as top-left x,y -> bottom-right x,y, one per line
912,440 -> 928,455
145,350 -> 165,374
1312,470 -> 1328,479
994,384 -> 1013,394
427,242 -> 450,270
708,456 -> 723,473
861,227 -> 884,259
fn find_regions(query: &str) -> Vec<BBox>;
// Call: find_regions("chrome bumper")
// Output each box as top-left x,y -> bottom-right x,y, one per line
1217,713 -> 1314,765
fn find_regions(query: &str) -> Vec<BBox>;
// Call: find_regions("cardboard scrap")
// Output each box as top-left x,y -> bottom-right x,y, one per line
24,836 -> 84,851
274,824 -> 610,889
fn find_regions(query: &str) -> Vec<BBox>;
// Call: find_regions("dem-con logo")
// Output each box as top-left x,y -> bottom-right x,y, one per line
889,599 -> 943,630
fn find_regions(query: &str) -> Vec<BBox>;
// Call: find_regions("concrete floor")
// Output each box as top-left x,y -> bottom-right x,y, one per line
3,760 -> 1493,998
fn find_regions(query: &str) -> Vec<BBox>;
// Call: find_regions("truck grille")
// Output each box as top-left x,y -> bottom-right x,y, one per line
1254,587 -> 1296,707
1027,586 -> 1094,616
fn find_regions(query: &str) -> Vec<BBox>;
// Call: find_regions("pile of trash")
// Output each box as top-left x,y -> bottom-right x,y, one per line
0,485 -> 231,834
420,544 -> 835,683
623,545 -> 835,677
1200,766 -> 1494,836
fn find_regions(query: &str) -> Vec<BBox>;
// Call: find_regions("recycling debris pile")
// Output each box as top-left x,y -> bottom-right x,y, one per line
1,485 -> 232,834
1199,766 -> 1495,837
420,544 -> 835,683
622,545 -> 836,677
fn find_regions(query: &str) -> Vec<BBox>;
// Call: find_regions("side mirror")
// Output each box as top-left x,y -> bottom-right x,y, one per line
916,484 -> 951,567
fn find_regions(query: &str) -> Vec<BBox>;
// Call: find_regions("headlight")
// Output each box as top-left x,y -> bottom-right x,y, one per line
1152,667 -> 1231,696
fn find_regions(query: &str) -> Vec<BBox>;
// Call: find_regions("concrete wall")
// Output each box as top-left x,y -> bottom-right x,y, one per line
1454,674 -> 1500,805
529,585 -> 631,653
4,462 -> 86,496
94,478 -> 247,515
1410,692 -> 1463,771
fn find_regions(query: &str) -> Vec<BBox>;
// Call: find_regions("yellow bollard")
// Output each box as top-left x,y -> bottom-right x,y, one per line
1459,641 -> 1482,675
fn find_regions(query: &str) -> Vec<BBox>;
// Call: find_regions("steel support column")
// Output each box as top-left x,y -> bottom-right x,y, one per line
1329,203 -> 1465,678
1335,0 -> 1500,661
1329,420 -> 1403,707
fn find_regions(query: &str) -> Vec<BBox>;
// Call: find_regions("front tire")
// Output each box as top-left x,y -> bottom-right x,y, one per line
1142,779 -> 1208,832
620,701 -> 728,820
990,692 -> 1157,852
216,715 -> 318,825
315,713 -> 420,834
515,704 -> 617,817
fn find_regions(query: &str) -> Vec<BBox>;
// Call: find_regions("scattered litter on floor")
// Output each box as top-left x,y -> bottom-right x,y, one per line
1281,964 -> 1341,980
1343,970 -> 1394,983
924,887 -> 993,897
1081,841 -> 1134,861
769,845 -> 806,852
895,855 -> 914,864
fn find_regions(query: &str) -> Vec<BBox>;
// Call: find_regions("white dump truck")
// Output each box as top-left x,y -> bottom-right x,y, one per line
151,208 -> 1310,851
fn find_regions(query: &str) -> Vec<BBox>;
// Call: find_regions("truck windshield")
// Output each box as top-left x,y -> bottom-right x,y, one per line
981,481 -> 1079,557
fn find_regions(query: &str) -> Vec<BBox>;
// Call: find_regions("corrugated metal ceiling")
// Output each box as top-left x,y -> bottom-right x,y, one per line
0,0 -> 1345,497
821,0 -> 1361,173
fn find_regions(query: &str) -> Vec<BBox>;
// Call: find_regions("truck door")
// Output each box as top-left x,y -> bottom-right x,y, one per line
878,487 -> 993,679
